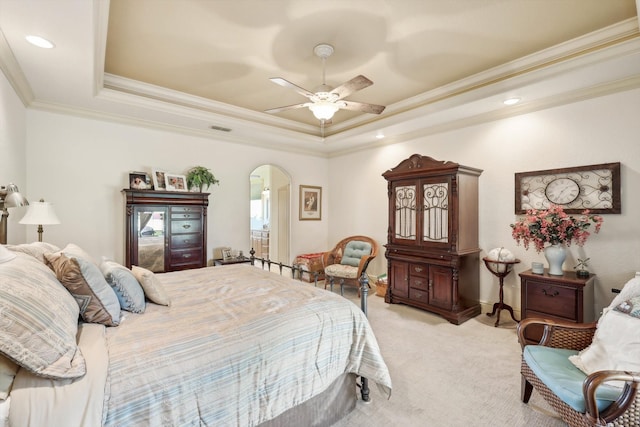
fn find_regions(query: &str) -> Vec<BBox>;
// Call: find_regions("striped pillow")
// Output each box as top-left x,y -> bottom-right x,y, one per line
0,252 -> 85,379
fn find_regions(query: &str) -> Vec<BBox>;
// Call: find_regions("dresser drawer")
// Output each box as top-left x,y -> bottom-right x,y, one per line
409,263 -> 427,277
169,248 -> 203,265
171,220 -> 202,234
170,234 -> 202,249
525,281 -> 577,319
409,288 -> 429,304
171,206 -> 203,216
409,276 -> 429,291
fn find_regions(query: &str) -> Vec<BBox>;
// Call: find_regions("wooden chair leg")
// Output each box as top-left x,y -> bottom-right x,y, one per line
521,375 -> 533,403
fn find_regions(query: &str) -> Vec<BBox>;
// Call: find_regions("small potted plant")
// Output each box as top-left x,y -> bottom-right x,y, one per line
186,166 -> 219,192
574,257 -> 591,278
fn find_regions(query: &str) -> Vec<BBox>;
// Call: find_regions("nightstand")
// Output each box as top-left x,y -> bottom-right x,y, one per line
213,257 -> 252,266
520,269 -> 595,343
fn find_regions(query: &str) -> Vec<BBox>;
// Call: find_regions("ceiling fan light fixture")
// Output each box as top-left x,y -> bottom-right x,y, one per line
309,101 -> 339,121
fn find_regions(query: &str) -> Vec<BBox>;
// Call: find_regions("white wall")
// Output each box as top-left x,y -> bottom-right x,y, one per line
329,88 -> 640,314
22,110 -> 330,264
0,72 -> 28,243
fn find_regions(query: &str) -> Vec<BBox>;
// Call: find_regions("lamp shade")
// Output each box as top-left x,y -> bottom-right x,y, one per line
19,201 -> 60,225
3,183 -> 29,208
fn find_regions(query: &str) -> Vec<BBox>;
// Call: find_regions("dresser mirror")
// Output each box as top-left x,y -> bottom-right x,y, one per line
136,209 -> 166,272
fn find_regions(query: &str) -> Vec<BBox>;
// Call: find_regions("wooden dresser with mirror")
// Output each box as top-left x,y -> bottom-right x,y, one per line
123,190 -> 209,272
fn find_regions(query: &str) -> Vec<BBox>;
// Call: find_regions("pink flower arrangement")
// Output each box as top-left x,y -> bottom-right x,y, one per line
510,205 -> 603,253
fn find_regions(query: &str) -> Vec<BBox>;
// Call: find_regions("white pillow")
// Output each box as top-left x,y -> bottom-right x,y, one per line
61,243 -> 97,266
609,276 -> 640,310
569,308 -> 640,376
5,242 -> 60,264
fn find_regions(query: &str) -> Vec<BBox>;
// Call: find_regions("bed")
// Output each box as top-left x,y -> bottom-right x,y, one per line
0,242 -> 392,427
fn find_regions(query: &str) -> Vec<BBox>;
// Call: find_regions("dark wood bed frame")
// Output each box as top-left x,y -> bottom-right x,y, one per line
249,249 -> 371,402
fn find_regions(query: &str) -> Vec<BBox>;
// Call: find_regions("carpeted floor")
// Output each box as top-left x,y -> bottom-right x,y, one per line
328,284 -> 566,427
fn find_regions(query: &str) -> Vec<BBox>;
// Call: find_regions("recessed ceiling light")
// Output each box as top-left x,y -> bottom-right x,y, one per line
503,97 -> 521,106
25,35 -> 55,49
376,131 -> 385,139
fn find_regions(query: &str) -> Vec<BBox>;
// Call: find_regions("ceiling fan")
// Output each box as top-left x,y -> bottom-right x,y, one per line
265,43 -> 385,125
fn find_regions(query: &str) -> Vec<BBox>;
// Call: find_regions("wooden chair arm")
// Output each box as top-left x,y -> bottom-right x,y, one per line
322,250 -> 336,267
357,253 -> 376,275
517,317 -> 597,350
584,370 -> 640,425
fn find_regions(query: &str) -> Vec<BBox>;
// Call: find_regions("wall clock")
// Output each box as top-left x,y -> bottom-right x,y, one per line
515,162 -> 621,214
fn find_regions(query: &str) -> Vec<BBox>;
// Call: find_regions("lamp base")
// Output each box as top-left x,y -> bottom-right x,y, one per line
0,208 -> 8,245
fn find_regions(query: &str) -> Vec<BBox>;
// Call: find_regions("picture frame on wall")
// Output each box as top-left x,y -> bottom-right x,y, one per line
165,173 -> 188,192
299,185 -> 322,220
129,172 -> 152,190
152,169 -> 167,191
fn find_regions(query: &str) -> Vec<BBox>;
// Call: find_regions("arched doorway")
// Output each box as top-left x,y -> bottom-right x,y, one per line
249,165 -> 290,264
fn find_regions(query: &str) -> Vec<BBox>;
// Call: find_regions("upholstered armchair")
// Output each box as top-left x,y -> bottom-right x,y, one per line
323,236 -> 378,296
518,317 -> 640,426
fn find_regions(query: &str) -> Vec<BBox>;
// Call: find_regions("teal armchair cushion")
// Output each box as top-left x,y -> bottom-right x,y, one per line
523,345 -> 622,414
340,241 -> 372,267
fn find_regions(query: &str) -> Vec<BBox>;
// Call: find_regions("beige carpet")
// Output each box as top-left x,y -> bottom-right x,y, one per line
327,284 -> 566,427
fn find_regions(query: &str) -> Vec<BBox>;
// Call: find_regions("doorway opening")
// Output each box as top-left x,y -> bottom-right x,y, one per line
249,165 -> 290,264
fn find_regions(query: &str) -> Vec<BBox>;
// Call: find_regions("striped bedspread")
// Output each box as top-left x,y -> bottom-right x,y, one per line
102,264 -> 392,426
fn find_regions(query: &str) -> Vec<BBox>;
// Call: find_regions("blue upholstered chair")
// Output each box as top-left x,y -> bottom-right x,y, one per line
322,236 -> 378,296
518,317 -> 640,426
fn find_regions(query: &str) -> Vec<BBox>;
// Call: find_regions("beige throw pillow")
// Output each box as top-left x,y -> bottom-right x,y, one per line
131,265 -> 171,306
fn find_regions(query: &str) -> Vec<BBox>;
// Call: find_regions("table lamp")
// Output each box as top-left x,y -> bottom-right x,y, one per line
0,183 -> 29,244
19,199 -> 60,242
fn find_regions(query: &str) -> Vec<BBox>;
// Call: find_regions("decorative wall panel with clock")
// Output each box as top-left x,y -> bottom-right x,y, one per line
515,162 -> 621,214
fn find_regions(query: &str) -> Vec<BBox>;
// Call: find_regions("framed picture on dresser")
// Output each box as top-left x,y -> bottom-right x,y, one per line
165,173 -> 188,192
129,172 -> 151,190
152,169 -> 167,190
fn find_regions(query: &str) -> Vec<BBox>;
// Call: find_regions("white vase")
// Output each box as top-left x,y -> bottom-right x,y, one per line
544,244 -> 566,276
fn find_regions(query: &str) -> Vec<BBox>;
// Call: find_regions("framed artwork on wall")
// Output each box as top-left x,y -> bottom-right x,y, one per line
129,172 -> 151,190
152,169 -> 167,190
165,173 -> 188,192
514,162 -> 621,214
299,185 -> 322,220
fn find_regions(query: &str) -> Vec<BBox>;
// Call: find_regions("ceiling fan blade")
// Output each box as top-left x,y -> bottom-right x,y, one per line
270,77 -> 315,99
330,75 -> 373,100
264,102 -> 311,114
340,101 -> 385,114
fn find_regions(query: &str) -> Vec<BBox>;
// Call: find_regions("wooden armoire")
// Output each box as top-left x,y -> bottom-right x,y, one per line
383,154 -> 482,325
